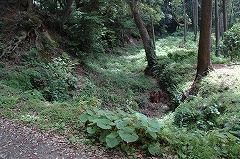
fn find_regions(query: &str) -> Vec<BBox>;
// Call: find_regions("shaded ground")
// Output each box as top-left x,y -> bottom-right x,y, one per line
0,118 -> 127,159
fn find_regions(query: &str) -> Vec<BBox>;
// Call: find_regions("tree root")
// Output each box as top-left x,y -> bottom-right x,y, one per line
10,31 -> 28,51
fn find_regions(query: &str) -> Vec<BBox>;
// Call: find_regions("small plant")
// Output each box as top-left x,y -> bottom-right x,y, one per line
34,54 -> 78,101
79,108 -> 165,155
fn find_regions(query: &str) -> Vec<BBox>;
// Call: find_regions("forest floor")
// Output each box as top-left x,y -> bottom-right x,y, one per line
1,64 -> 239,159
0,118 -> 128,159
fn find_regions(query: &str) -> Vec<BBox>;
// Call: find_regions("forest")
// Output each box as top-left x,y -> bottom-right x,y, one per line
0,0 -> 239,158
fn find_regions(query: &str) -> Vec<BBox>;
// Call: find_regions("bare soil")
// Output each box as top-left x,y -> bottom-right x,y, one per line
0,118 -> 127,159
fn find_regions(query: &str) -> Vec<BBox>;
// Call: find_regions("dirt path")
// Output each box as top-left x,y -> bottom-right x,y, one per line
0,118 -> 126,159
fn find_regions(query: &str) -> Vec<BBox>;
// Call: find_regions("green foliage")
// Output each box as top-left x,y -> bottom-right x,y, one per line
174,97 -> 226,130
158,62 -> 194,109
38,55 -> 78,101
3,67 -> 40,91
161,126 -> 240,158
63,0 -> 138,55
2,53 -> 78,102
79,108 -> 164,155
65,11 -> 111,55
167,50 -> 197,63
139,1 -> 164,25
221,22 -> 240,61
211,54 -> 231,64
40,104 -> 83,124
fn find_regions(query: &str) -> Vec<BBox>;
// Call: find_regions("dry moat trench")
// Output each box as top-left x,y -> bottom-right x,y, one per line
1,65 -> 239,158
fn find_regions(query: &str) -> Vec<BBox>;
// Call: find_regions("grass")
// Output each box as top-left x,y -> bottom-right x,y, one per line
0,31 -> 239,158
83,44 -> 155,109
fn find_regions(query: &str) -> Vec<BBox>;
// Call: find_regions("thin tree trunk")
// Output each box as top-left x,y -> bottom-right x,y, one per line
184,0 -> 187,42
193,0 -> 198,41
215,0 -> 220,56
219,12 -> 224,37
75,0 -> 81,9
148,0 -> 156,49
128,0 -> 158,76
195,0 -> 213,80
222,0 -> 228,31
28,0 -> 33,11
62,0 -> 74,23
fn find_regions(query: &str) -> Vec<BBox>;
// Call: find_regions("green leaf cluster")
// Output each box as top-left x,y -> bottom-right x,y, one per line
174,97 -> 226,130
79,108 -> 164,155
221,22 -> 240,61
2,53 -> 78,102
157,61 -> 194,109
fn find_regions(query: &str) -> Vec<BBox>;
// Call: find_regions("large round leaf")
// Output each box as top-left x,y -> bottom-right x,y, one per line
106,132 -> 122,148
148,142 -> 161,155
93,118 -> 113,129
118,127 -> 139,143
147,119 -> 161,132
115,119 -> 130,129
79,113 -> 89,122
87,126 -> 97,134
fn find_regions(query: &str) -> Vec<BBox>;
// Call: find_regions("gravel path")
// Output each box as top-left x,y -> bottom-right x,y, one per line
0,118 -> 126,159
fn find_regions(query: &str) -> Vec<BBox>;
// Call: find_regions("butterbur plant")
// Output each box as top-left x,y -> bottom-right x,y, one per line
79,108 -> 165,155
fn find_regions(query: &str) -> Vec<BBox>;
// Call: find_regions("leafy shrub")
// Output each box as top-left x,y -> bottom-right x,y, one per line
3,67 -> 40,91
163,127 -> 240,158
158,62 -> 194,109
37,54 -> 78,101
65,12 -> 109,54
174,97 -> 226,130
221,22 -> 240,61
79,108 -> 165,155
167,50 -> 197,63
2,53 -> 78,102
211,54 -> 230,64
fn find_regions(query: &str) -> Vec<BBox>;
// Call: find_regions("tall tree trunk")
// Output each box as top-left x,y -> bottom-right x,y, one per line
184,0 -> 187,42
219,12 -> 224,37
195,0 -> 213,81
62,0 -> 74,23
193,0 -> 198,41
148,0 -> 156,49
75,0 -> 81,9
128,0 -> 158,76
28,0 -> 33,11
215,0 -> 220,56
222,0 -> 228,31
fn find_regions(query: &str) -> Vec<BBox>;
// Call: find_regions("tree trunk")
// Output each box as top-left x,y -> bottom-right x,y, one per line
128,0 -> 158,76
75,0 -> 81,9
219,12 -> 224,37
184,0 -> 187,42
148,0 -> 156,49
193,0 -> 198,41
215,0 -> 220,56
195,0 -> 213,80
62,0 -> 74,23
222,0 -> 228,31
28,0 -> 33,11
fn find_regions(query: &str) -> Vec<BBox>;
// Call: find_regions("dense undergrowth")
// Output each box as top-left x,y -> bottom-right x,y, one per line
0,31 -> 239,158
